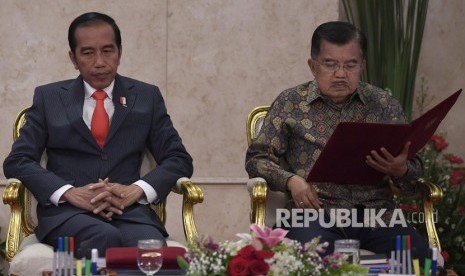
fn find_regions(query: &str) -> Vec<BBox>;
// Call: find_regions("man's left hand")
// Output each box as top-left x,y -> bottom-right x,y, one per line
106,183 -> 144,209
366,141 -> 410,178
89,180 -> 144,219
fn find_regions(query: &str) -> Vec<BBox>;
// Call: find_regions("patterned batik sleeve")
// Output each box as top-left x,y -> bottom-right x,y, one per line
245,94 -> 295,192
391,155 -> 424,196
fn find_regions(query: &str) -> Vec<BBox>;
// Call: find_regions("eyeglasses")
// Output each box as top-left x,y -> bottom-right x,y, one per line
313,60 -> 362,73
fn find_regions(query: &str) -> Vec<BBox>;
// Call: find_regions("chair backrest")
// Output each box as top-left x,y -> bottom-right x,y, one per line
246,106 -> 269,146
246,106 -> 290,227
12,107 -> 167,238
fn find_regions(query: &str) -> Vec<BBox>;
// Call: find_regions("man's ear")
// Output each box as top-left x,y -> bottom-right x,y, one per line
117,45 -> 122,65
308,58 -> 317,76
360,59 -> 366,73
69,50 -> 79,70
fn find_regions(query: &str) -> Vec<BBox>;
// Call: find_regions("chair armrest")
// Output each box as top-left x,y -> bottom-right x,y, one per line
416,178 -> 443,251
174,177 -> 204,244
2,178 -> 25,262
247,177 -> 268,228
391,178 -> 443,251
416,178 -> 443,204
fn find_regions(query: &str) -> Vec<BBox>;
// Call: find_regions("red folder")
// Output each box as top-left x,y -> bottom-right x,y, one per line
105,246 -> 186,269
307,89 -> 462,185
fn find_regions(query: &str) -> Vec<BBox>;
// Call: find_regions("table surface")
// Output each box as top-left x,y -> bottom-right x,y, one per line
105,268 -> 184,276
100,257 -> 184,276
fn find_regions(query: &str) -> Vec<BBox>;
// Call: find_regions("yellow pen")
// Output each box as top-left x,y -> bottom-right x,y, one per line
76,258 -> 82,276
413,258 -> 420,276
75,248 -> 83,276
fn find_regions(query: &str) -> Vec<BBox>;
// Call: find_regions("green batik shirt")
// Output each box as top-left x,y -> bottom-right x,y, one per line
245,81 -> 423,224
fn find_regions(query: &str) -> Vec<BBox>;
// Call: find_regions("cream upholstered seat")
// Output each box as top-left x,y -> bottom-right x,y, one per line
3,107 -> 204,276
246,106 -> 443,251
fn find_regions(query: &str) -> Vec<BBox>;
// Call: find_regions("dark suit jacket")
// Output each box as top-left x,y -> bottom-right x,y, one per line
3,74 -> 193,240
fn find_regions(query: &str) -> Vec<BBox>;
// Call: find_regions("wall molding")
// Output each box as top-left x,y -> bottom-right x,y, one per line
0,177 -> 248,188
191,177 -> 248,185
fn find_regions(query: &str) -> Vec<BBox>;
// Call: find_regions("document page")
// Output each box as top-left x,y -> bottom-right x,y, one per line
307,89 -> 462,185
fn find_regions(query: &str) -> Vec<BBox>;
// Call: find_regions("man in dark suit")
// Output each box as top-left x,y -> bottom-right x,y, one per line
3,12 -> 193,255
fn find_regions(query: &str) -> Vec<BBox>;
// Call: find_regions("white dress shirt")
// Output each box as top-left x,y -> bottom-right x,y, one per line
49,80 -> 157,205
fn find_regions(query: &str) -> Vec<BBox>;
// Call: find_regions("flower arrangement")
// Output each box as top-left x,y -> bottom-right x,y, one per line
398,133 -> 465,269
177,224 -> 368,276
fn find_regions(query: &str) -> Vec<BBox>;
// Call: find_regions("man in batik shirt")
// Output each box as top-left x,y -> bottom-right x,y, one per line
245,21 -> 430,260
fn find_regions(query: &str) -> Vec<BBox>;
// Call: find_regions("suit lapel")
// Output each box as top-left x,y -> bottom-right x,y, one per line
106,75 -> 137,145
58,75 -> 137,149
59,76 -> 97,147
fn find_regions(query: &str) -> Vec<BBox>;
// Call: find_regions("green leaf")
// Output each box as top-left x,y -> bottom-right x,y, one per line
342,0 -> 429,120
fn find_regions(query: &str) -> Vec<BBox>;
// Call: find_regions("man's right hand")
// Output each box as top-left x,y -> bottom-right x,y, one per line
286,175 -> 323,210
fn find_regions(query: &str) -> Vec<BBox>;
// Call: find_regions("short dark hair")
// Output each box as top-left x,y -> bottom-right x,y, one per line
311,21 -> 367,60
68,12 -> 122,53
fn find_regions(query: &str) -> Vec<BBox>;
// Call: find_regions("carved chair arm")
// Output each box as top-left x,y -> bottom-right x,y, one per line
2,178 -> 31,262
390,178 -> 443,251
415,178 -> 443,251
247,177 -> 268,228
416,178 -> 444,204
173,177 -> 204,244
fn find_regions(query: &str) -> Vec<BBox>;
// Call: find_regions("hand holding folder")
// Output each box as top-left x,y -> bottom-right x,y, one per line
307,89 -> 462,185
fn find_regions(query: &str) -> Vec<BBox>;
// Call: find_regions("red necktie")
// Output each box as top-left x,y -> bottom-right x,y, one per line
91,90 -> 109,149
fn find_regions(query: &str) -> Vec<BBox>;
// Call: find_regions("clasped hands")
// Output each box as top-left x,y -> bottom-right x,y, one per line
62,178 -> 144,221
288,142 -> 411,209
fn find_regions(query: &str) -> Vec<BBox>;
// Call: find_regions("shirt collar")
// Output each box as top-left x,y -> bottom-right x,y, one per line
306,81 -> 323,103
84,80 -> 115,100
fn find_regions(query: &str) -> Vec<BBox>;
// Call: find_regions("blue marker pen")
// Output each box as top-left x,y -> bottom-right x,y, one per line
91,248 -> 99,275
431,247 -> 438,275
396,235 -> 401,274
368,264 -> 390,273
58,237 -> 64,276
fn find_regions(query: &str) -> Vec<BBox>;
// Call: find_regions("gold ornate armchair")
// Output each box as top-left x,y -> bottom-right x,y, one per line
3,107 -> 204,275
246,106 -> 443,251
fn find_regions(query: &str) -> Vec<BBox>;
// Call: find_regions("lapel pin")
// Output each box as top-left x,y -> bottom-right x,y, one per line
120,96 -> 127,107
